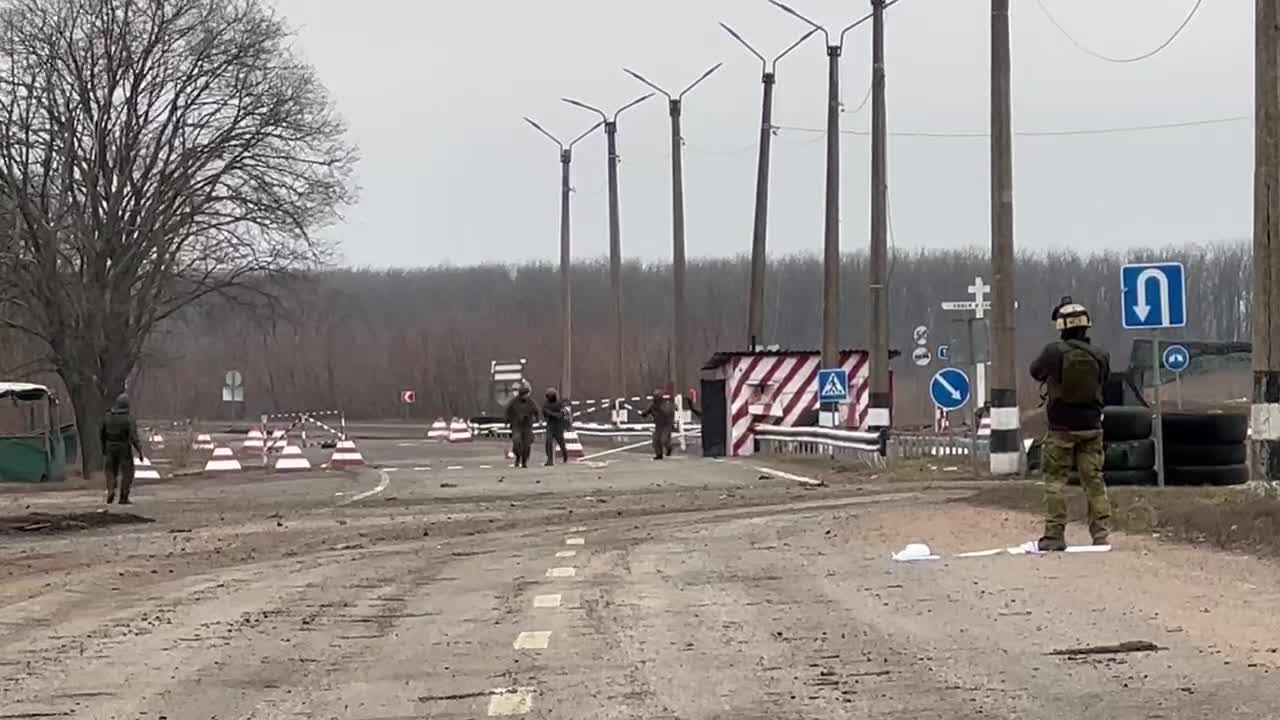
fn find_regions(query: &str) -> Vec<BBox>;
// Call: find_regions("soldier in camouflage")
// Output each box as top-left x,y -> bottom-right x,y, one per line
504,382 -> 539,469
1029,298 -> 1112,551
100,393 -> 143,505
640,389 -> 675,460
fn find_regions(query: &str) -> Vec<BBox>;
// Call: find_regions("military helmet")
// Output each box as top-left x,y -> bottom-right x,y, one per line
1052,296 -> 1091,330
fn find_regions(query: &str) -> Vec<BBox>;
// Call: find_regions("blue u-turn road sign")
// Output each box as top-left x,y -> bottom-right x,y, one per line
1122,262 -> 1187,330
930,368 -> 972,412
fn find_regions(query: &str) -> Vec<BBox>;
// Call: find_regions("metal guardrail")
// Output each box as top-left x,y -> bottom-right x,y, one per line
471,422 -> 701,441
888,432 -> 988,461
752,424 -> 886,463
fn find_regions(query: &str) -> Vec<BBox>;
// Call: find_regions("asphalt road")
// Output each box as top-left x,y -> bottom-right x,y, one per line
3,438 -> 1279,718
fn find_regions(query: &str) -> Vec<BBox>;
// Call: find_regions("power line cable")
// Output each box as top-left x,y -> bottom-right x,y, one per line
774,114 -> 1246,139
1034,0 -> 1205,64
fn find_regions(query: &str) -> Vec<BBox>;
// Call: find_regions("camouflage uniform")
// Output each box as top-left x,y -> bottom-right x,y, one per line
1030,337 -> 1112,548
541,390 -> 569,466
640,393 -> 674,460
100,394 -> 142,505
504,390 -> 539,468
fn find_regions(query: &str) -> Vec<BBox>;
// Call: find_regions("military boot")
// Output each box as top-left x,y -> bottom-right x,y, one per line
1037,536 -> 1067,552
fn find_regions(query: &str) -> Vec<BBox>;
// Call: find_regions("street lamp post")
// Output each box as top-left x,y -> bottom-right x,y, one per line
561,93 -> 654,403
719,22 -> 819,349
622,63 -> 722,411
772,0 -> 897,430
522,117 -> 603,402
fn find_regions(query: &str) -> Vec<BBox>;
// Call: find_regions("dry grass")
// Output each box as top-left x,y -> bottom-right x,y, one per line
965,483 -> 1280,557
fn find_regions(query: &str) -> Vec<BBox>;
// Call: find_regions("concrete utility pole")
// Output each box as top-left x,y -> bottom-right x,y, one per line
771,1 -> 893,369
623,63 -> 722,409
988,0 -> 1020,475
1252,0 -> 1280,481
867,0 -> 891,429
720,23 -> 819,349
522,117 -> 603,401
562,93 -> 654,402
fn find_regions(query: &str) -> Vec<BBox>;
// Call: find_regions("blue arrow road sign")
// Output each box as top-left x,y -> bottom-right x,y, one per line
930,368 -> 971,412
817,368 -> 849,404
1163,344 -> 1191,374
1122,262 -> 1187,330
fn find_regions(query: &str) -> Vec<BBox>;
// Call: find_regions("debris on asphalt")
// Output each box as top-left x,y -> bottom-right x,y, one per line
891,543 -> 940,562
1048,640 -> 1164,657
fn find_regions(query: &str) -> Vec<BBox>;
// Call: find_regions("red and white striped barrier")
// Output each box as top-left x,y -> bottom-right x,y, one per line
204,446 -> 243,473
274,444 -> 312,472
148,432 -> 165,449
193,433 -> 215,451
134,454 -> 161,481
428,418 -> 449,440
329,439 -> 366,468
267,429 -> 288,452
448,418 -> 473,443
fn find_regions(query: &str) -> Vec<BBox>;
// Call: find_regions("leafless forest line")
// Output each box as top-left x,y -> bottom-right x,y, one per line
0,243 -> 1250,422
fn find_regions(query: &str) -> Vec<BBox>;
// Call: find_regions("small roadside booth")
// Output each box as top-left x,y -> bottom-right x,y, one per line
700,349 -> 892,458
0,382 -> 68,483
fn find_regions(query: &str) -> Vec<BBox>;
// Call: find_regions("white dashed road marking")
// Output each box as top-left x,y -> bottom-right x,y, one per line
513,631 -> 552,650
446,465 -> 464,471
413,466 -> 431,471
565,537 -> 584,546
479,464 -> 493,469
752,465 -> 824,486
533,594 -> 562,608
569,526 -> 587,532
339,470 -> 390,505
555,550 -> 576,558
546,567 -> 576,578
487,687 -> 534,716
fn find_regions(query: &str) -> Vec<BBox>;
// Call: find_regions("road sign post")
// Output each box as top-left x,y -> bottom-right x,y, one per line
1163,344 -> 1190,410
1121,262 -> 1187,488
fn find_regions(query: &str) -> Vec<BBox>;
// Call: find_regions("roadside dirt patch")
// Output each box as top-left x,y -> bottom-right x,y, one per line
0,510 -> 154,534
964,482 -> 1280,556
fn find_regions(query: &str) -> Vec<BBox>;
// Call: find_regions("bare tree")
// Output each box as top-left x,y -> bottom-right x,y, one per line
0,0 -> 357,473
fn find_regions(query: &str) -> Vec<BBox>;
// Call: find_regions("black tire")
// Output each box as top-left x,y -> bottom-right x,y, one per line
1163,443 -> 1247,467
1166,464 -> 1250,487
1161,413 -> 1249,445
1102,407 -> 1153,442
1103,469 -> 1157,486
1104,438 -> 1156,471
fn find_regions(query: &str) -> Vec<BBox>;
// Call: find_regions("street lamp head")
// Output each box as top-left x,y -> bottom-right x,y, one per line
769,0 -> 824,34
560,97 -> 608,123
679,62 -> 723,99
622,68 -> 670,99
719,22 -> 767,67
613,92 -> 655,121
522,116 -> 563,150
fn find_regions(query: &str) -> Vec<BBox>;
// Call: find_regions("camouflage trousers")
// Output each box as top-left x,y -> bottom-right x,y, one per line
1042,429 -> 1111,543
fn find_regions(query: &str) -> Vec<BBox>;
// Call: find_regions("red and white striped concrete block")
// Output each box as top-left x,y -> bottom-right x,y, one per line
329,439 -> 366,468
204,446 -> 243,473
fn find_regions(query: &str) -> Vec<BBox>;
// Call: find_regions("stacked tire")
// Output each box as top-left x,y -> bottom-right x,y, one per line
1102,407 -> 1156,486
1161,413 -> 1249,486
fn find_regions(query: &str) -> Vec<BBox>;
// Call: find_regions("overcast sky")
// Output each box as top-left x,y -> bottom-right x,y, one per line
269,0 -> 1251,268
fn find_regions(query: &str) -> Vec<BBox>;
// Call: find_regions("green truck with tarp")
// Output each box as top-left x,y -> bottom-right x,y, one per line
0,382 -> 73,483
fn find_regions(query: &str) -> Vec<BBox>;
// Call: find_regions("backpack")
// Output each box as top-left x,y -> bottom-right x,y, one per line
1059,340 -> 1102,405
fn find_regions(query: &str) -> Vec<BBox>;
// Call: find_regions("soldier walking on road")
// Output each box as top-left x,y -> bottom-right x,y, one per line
640,389 -> 675,460
101,393 -> 143,505
1030,298 -> 1112,551
542,388 -> 569,466
504,382 -> 539,469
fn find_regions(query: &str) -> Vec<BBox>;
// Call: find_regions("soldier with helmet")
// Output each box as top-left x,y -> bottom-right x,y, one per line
504,381 -> 539,468
1030,297 -> 1112,551
639,388 -> 675,460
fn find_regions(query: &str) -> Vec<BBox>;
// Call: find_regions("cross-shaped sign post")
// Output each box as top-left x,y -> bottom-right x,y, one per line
940,277 -> 993,414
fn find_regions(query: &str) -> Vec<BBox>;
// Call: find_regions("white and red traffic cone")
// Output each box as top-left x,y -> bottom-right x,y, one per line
329,439 -> 366,468
204,446 -> 243,473
134,454 -> 161,481
273,443 -> 312,472
428,418 -> 449,440
447,418 -> 473,443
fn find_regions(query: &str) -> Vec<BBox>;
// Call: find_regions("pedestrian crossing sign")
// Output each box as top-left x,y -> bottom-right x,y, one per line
818,368 -> 849,404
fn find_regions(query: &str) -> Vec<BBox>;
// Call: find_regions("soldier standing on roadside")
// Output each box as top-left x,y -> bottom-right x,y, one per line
1030,298 -> 1111,551
541,387 -> 569,466
640,389 -> 675,460
504,382 -> 539,468
101,393 -> 143,505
